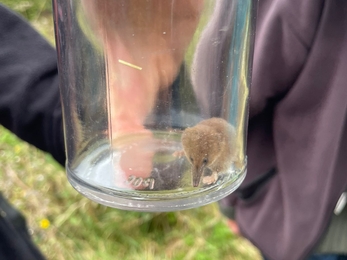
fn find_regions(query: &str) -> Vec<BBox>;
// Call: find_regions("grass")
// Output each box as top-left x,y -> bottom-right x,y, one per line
0,1 -> 261,259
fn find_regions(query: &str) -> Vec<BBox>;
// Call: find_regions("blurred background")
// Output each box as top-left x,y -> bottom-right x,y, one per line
0,0 -> 260,259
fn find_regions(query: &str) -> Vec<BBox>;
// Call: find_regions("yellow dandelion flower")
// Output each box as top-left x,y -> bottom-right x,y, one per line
14,145 -> 21,154
40,218 -> 50,229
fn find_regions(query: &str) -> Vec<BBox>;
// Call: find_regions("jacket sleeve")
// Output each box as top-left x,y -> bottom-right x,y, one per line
0,4 -> 65,166
249,0 -> 324,117
219,0 -> 325,219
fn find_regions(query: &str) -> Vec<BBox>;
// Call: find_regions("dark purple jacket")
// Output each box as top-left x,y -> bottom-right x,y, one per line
220,1 -> 347,259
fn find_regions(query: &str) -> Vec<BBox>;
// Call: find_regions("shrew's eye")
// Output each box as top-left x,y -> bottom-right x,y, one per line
190,157 -> 194,162
203,158 -> 208,164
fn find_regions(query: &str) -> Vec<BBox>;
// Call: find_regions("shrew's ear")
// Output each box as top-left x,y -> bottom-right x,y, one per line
181,127 -> 193,144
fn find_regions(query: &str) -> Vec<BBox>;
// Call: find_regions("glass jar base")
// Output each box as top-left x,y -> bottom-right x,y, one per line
67,167 -> 246,212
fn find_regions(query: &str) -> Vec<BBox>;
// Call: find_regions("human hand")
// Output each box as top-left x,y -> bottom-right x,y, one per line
81,0 -> 204,183
227,219 -> 240,235
82,0 -> 204,136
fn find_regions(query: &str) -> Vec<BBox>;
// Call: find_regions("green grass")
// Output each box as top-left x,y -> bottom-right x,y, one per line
0,1 -> 261,259
1,0 -> 55,45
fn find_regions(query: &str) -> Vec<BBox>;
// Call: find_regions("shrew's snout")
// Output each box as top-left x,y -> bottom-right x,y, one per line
192,165 -> 205,187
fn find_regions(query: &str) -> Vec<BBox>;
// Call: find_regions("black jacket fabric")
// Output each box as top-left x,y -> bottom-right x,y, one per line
0,193 -> 46,260
0,4 -> 65,165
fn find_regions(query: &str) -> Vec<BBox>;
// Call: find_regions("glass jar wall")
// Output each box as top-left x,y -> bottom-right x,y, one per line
53,0 -> 257,211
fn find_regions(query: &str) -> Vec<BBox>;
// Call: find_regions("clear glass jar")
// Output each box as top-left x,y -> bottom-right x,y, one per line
53,0 -> 257,211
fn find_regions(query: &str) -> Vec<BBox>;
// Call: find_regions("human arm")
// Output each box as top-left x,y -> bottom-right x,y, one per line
0,4 -> 65,165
